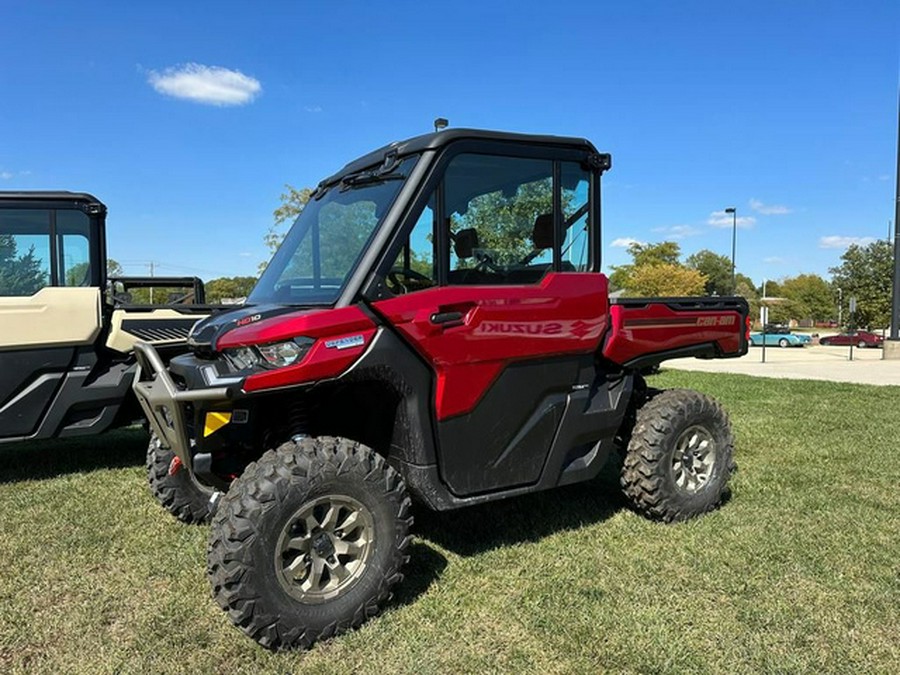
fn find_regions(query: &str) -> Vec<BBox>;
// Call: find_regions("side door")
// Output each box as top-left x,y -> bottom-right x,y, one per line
371,146 -> 609,496
0,204 -> 102,439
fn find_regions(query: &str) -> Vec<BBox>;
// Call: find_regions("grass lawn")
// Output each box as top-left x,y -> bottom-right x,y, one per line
1,371 -> 898,674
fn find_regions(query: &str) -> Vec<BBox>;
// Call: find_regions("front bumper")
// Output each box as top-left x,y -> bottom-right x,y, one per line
132,342 -> 231,472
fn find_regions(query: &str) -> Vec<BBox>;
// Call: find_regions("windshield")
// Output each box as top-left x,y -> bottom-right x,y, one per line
249,155 -> 418,305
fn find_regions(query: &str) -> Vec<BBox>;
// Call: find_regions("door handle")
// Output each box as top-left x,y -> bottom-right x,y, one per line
430,311 -> 464,326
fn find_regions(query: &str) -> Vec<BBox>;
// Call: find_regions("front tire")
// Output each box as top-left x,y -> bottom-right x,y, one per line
146,432 -> 214,524
857,340 -> 867,349
208,436 -> 413,650
778,338 -> 790,348
621,389 -> 735,522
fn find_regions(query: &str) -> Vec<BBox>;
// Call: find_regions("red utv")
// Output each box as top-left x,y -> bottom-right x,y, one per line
134,129 -> 749,649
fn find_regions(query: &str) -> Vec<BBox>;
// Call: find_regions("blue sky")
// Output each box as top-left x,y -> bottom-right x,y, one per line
1,1 -> 898,285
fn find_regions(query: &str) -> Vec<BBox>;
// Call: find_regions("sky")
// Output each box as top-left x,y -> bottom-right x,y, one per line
1,1 -> 898,286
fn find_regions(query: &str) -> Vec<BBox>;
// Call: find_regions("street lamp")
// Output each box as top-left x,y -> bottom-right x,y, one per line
724,207 -> 737,292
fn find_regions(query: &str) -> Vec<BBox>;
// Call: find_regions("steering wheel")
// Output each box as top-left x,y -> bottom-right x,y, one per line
474,252 -> 503,274
387,267 -> 432,294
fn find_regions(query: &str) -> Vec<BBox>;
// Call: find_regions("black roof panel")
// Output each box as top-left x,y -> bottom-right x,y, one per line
323,127 -> 600,185
0,191 -> 103,204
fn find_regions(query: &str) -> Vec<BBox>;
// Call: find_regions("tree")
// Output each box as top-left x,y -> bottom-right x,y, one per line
734,276 -> 761,325
829,241 -> 893,328
685,249 -> 733,295
760,279 -> 781,298
262,185 -> 313,273
205,276 -> 259,303
609,241 -> 682,291
64,258 -> 124,286
107,259 -> 124,277
780,274 -> 834,322
453,176 -> 555,265
0,234 -> 47,295
626,263 -> 707,297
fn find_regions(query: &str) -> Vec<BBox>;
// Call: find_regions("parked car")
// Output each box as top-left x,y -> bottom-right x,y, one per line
749,332 -> 807,348
819,330 -> 884,348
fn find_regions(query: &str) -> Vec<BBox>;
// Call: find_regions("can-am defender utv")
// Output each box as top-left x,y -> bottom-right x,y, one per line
134,128 -> 749,649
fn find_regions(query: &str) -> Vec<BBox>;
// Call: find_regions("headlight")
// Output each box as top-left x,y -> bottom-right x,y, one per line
258,340 -> 307,368
224,346 -> 260,370
223,338 -> 314,371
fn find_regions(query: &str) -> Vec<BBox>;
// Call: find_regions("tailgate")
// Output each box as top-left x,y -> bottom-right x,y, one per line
602,296 -> 750,368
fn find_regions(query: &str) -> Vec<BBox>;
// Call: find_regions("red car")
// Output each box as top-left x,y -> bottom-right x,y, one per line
819,330 -> 884,348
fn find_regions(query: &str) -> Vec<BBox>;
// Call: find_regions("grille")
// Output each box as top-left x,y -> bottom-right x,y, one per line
121,319 -> 199,343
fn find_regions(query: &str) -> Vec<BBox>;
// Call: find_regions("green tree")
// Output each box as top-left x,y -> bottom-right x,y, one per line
107,259 -> 124,277
760,279 -> 781,298
627,263 -> 707,297
205,276 -> 259,303
452,176 -> 556,266
734,277 -> 761,325
262,185 -> 313,273
829,241 -> 893,328
685,249 -> 733,295
780,274 -> 834,322
609,241 -> 682,291
0,234 -> 47,296
65,258 -> 124,287
763,298 -> 799,325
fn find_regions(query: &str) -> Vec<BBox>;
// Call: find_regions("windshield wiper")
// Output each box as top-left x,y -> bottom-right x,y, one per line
340,171 -> 405,189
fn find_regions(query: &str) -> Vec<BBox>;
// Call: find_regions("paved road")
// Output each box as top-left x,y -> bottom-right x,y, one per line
667,345 -> 900,386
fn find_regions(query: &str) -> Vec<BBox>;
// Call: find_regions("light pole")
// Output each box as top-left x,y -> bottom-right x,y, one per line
725,207 -> 737,292
885,89 -> 900,358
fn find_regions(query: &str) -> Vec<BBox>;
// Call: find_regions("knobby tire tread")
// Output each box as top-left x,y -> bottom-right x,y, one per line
207,436 -> 413,650
146,433 -> 213,524
620,388 -> 735,523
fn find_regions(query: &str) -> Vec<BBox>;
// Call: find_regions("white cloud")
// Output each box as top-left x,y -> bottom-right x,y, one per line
147,63 -> 261,106
238,252 -> 253,258
651,224 -> 700,240
878,174 -> 891,181
304,105 -> 323,113
0,171 -> 12,180
763,256 -> 784,264
749,198 -> 791,215
708,210 -> 756,228
611,237 -> 646,248
819,235 -> 877,249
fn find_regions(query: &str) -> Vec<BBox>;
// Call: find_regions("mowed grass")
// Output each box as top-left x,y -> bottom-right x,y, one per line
1,371 -> 898,674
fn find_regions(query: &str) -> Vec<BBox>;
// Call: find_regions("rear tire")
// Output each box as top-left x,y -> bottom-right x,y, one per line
207,436 -> 413,650
621,389 -> 735,522
147,432 -> 214,524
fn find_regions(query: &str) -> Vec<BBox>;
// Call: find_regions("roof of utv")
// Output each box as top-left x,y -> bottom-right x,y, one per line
0,191 -> 104,206
321,128 -> 599,187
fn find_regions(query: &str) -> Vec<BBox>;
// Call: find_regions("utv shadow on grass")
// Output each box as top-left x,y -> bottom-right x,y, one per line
0,427 -> 148,484
412,461 -> 624,558
386,541 -> 449,609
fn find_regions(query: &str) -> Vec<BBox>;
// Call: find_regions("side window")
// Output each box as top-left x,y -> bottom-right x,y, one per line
561,163 -> 591,272
444,154 -> 554,285
0,210 -> 51,296
57,209 -> 92,287
386,199 -> 437,295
